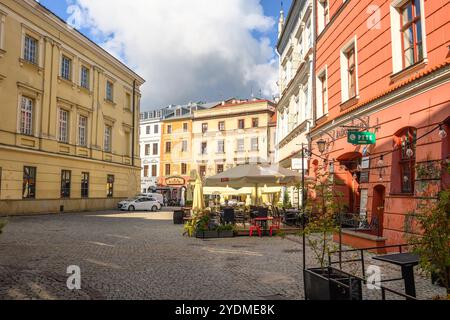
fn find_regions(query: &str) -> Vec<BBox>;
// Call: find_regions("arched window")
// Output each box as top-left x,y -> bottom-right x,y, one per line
392,127 -> 417,194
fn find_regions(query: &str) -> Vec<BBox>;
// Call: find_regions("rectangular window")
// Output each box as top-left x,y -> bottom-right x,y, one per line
251,138 -> 259,151
318,72 -> 328,117
217,140 -> 225,154
24,35 -> 38,64
165,164 -> 171,176
61,170 -> 71,198
61,55 -> 72,81
217,164 -> 224,174
202,123 -> 208,133
145,144 -> 151,156
183,123 -> 188,132
201,142 -> 207,155
401,0 -> 423,68
153,143 -> 158,155
78,115 -> 87,147
152,165 -> 157,177
181,163 -> 187,175
125,93 -> 131,110
81,172 -> 89,198
23,166 -> 36,199
165,141 -> 172,153
107,175 -> 114,198
104,125 -> 112,152
199,165 -> 206,177
80,66 -> 90,89
346,47 -> 357,99
144,165 -> 149,177
252,118 -> 259,128
106,81 -> 114,102
20,96 -> 33,136
167,125 -> 172,134
182,140 -> 188,153
145,126 -> 150,135
59,109 -> 69,143
154,125 -> 159,134
238,119 -> 245,130
218,121 -> 225,131
237,139 -> 245,152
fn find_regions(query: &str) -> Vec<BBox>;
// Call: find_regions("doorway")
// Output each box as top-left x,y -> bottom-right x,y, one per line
371,185 -> 386,237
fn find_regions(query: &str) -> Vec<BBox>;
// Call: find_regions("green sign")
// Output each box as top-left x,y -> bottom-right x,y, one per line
348,131 -> 376,145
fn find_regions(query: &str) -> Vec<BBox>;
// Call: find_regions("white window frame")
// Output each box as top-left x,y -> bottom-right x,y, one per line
20,96 -> 34,136
104,125 -> 112,153
106,80 -> 114,102
237,139 -> 245,152
251,138 -> 259,152
0,10 -> 7,52
23,34 -> 38,65
390,0 -> 427,74
61,55 -> 72,81
78,115 -> 88,147
182,140 -> 188,153
58,108 -> 69,143
80,65 -> 90,89
317,0 -> 330,34
340,36 -> 359,103
217,140 -> 225,154
316,66 -> 329,118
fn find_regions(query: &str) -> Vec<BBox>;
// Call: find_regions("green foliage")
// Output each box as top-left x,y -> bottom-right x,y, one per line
195,215 -> 210,232
405,188 -> 450,296
215,224 -> 236,232
283,189 -> 291,208
185,200 -> 193,207
301,164 -> 342,269
0,219 -> 6,235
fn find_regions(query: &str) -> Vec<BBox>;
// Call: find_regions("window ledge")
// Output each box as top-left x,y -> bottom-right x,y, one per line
19,58 -> 43,74
123,108 -> 133,114
315,114 -> 329,126
104,99 -> 117,107
58,76 -> 76,88
78,86 -> 92,95
389,192 -> 415,197
340,96 -> 360,111
390,59 -> 428,83
0,48 -> 6,57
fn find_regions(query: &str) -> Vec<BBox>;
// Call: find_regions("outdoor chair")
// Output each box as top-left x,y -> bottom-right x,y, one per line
357,216 -> 381,237
222,208 -> 235,225
257,207 -> 269,218
269,216 -> 282,237
249,219 -> 262,237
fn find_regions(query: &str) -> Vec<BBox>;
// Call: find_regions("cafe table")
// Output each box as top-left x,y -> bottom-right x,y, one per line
253,217 -> 273,230
373,252 -> 419,298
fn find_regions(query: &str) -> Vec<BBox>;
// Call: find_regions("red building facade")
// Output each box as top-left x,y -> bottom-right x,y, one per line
309,0 -> 450,247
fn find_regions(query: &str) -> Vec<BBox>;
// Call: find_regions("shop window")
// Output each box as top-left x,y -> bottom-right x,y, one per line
81,172 -> 89,198
107,175 -> 114,198
61,170 -> 71,198
23,166 -> 36,199
392,127 -> 417,194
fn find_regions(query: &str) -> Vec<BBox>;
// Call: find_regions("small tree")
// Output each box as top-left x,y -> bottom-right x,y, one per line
283,189 -> 292,209
405,187 -> 450,297
302,164 -> 342,270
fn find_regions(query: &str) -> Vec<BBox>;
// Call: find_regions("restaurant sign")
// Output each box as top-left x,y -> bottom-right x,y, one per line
348,131 -> 376,145
165,176 -> 186,186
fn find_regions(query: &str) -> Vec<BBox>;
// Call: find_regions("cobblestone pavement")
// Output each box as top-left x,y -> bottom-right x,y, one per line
0,210 -> 446,300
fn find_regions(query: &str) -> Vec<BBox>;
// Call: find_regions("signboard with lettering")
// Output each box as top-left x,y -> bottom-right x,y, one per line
165,176 -> 186,186
291,158 -> 309,170
348,131 -> 376,145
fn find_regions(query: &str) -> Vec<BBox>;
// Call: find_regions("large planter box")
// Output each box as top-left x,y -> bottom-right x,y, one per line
173,210 -> 184,225
195,230 -> 235,239
304,267 -> 362,300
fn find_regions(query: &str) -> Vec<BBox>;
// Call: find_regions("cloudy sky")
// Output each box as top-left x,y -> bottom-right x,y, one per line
39,0 -> 292,110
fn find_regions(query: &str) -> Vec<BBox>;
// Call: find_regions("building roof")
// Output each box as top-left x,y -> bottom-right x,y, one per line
212,98 -> 275,109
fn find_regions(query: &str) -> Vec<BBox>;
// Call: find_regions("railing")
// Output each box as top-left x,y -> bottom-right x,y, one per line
327,244 -> 418,300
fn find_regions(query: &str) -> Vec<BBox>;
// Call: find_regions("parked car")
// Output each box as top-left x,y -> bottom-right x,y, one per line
139,193 -> 164,205
117,196 -> 146,210
121,197 -> 162,212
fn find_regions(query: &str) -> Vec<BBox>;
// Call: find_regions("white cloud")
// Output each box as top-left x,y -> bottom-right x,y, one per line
67,0 -> 278,110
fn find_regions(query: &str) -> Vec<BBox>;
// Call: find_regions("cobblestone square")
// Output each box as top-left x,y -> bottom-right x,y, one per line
0,211 -> 445,300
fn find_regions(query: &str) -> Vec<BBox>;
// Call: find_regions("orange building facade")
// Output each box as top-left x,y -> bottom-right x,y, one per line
309,0 -> 450,247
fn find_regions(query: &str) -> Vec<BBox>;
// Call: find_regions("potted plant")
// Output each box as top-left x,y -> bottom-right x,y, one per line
216,224 -> 235,238
301,164 -> 362,300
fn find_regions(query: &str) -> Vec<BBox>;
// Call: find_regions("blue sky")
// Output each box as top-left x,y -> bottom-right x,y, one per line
37,0 -> 293,108
39,0 -> 291,51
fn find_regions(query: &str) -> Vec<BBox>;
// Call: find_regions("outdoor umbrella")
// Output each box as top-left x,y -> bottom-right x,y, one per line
192,174 -> 205,213
205,164 -> 310,206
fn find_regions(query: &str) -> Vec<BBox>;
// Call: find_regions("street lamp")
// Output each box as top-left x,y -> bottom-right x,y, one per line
316,138 -> 328,154
439,125 -> 448,140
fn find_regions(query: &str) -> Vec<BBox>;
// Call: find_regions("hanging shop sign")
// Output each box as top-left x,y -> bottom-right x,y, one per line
291,158 -> 309,170
165,176 -> 186,186
348,131 -> 376,145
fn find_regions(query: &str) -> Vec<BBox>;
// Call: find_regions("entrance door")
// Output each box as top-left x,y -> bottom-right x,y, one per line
371,185 -> 386,237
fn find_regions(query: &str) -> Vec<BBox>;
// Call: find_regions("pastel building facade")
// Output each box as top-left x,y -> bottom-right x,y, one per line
0,0 -> 144,215
309,0 -> 450,247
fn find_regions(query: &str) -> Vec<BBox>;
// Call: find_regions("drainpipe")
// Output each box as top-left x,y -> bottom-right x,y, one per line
311,0 -> 318,132
132,80 -> 136,167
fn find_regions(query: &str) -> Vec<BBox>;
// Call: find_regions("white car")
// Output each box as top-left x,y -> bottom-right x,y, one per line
139,193 -> 164,205
121,197 -> 162,212
117,196 -> 146,210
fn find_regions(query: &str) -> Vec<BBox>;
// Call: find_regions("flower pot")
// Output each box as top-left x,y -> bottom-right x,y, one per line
304,267 -> 362,300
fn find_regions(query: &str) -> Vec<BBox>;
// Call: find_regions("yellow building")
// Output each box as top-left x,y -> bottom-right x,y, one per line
0,0 -> 145,215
